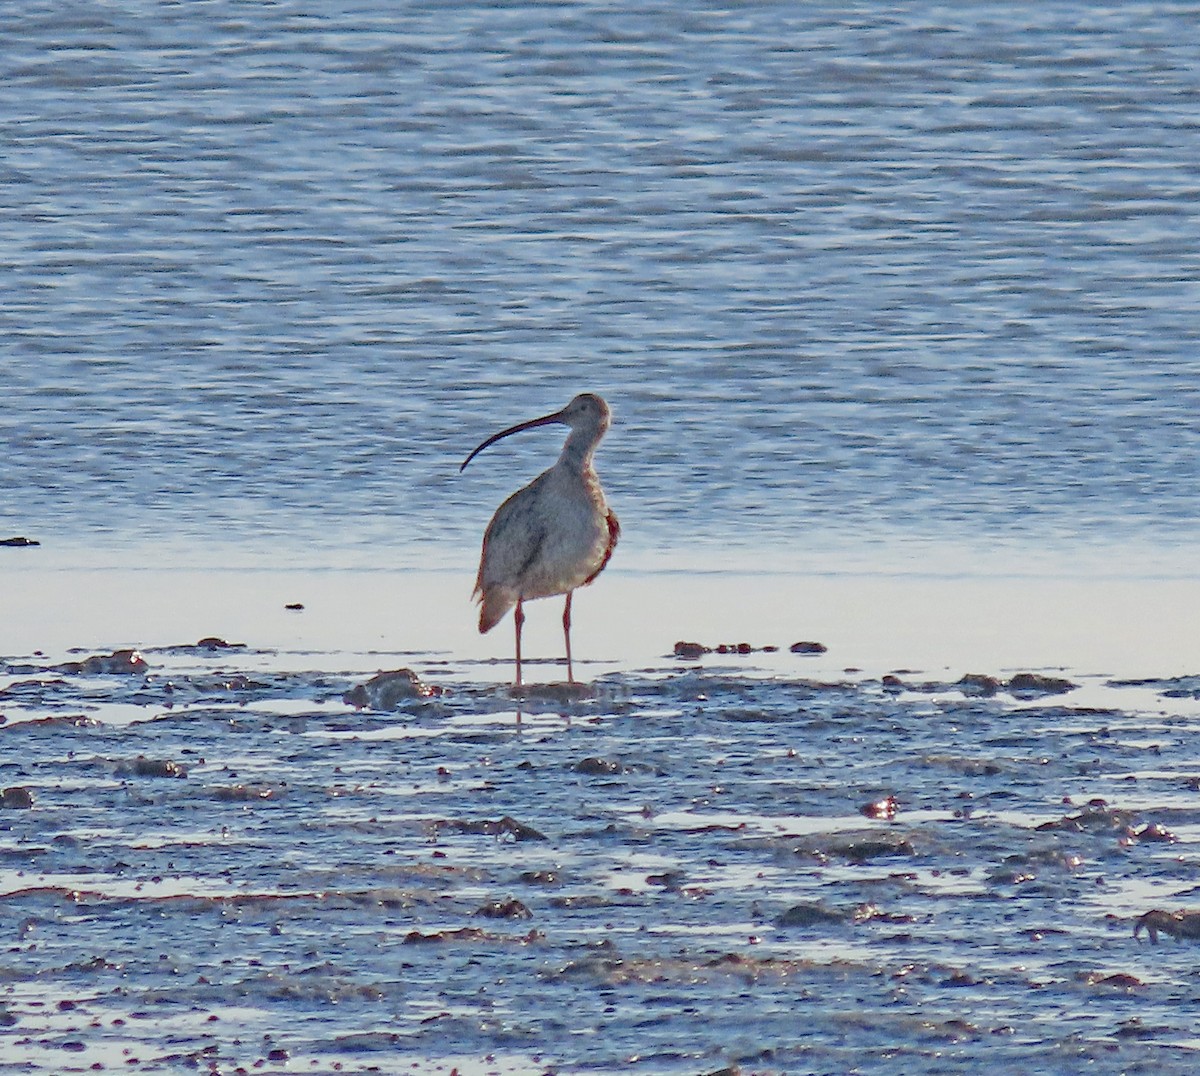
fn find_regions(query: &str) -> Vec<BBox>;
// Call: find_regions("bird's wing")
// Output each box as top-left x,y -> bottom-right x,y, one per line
476,483 -> 549,596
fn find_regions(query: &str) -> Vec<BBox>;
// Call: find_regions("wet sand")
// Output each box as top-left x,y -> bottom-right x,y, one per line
5,561 -> 1199,679
3,565 -> 1200,1074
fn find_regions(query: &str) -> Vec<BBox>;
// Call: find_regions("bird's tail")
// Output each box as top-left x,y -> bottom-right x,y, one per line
477,585 -> 518,634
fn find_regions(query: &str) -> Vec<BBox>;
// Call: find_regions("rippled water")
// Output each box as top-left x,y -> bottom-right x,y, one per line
4,2 -> 1200,569
5,645 -> 1200,1074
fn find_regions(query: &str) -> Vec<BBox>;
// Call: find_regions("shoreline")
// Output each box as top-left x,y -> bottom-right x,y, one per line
2,558 -> 1196,684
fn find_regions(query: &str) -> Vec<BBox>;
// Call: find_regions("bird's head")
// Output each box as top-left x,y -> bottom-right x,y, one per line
460,393 -> 612,472
559,392 -> 611,433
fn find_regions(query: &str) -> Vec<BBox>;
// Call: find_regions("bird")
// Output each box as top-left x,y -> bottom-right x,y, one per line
460,392 -> 619,688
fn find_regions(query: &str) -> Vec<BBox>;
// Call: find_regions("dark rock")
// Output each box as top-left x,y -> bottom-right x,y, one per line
195,637 -> 244,651
1114,1018 -> 1166,1039
475,898 -> 532,919
673,641 -> 709,660
491,816 -> 548,842
1135,822 -> 1177,843
574,757 -> 624,775
343,668 -> 438,709
8,713 -> 98,729
987,849 -> 1082,886
62,649 -> 149,675
789,641 -> 827,654
402,927 -> 489,945
1134,909 -> 1200,944
285,603 -> 305,611
821,833 -> 916,862
772,902 -> 902,926
646,870 -> 686,890
957,673 -> 1001,697
122,757 -> 187,779
776,902 -> 846,928
0,536 -> 39,547
1077,971 -> 1143,989
1,787 -> 33,809
1007,672 -> 1076,696
436,816 -> 547,842
139,758 -> 186,778
1036,805 -> 1136,836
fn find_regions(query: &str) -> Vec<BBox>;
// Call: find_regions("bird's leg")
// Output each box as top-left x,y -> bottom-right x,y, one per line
563,590 -> 574,684
513,598 -> 525,689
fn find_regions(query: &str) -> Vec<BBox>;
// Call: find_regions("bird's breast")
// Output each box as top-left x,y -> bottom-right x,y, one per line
479,464 -> 614,602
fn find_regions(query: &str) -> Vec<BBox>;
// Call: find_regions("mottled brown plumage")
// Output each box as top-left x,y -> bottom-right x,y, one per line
460,393 -> 619,686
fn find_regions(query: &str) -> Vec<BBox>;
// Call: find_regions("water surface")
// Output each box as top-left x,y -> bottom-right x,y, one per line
3,1 -> 1199,572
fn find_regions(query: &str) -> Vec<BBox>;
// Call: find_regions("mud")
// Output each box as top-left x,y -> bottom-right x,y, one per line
3,646 -> 1200,1072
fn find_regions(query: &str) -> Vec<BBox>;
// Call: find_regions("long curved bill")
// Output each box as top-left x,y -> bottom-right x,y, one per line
460,406 -> 567,472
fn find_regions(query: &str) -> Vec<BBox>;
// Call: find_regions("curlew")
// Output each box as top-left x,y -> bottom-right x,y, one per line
460,392 -> 619,687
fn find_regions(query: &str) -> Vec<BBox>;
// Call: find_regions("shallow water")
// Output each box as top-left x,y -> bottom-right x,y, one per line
5,634 -> 1200,1074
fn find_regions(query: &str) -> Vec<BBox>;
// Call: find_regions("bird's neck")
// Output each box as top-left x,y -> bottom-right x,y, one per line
558,427 -> 600,472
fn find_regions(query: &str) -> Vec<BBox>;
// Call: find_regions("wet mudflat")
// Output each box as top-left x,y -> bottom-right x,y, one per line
4,646 -> 1200,1075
